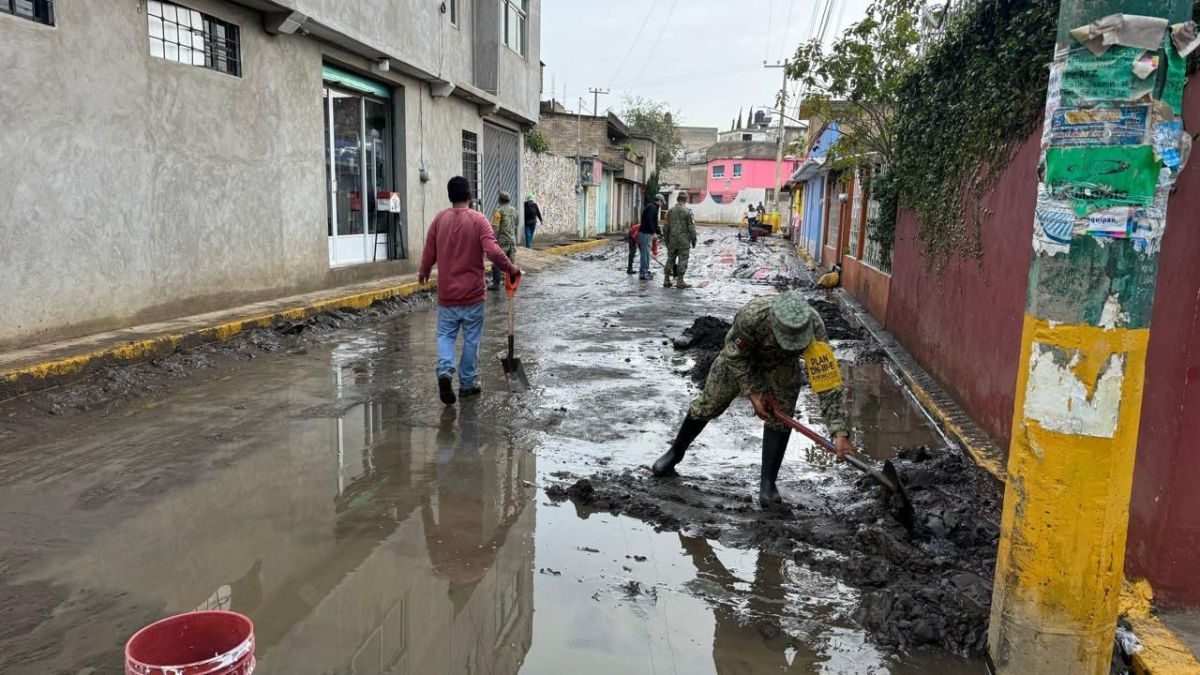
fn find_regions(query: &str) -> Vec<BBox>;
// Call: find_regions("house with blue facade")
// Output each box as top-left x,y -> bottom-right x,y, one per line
787,121 -> 840,259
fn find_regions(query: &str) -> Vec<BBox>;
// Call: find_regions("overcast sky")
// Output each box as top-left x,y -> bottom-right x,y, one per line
541,0 -> 873,129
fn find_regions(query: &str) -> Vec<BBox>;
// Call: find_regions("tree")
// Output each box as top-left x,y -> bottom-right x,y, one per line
621,96 -> 683,170
786,0 -> 922,168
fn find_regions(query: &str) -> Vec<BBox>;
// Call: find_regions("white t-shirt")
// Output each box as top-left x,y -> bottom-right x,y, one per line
747,206 -> 757,219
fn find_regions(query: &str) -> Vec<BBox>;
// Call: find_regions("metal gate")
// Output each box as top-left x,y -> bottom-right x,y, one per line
482,123 -> 520,219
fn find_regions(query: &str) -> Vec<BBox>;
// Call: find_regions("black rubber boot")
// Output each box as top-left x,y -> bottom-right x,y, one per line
438,375 -> 457,405
652,415 -> 708,477
758,428 -> 791,507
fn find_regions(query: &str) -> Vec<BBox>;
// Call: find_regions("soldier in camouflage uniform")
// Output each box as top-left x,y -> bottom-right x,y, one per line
653,291 -> 856,507
490,191 -> 519,290
661,193 -> 697,289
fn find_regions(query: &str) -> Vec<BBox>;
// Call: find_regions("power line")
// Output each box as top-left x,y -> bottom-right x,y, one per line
627,0 -> 680,89
568,61 -> 762,97
607,0 -> 661,89
779,0 -> 797,61
588,87 -> 610,116
765,0 -> 775,63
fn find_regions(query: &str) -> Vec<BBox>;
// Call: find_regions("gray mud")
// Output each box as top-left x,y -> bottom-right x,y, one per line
547,444 -> 1001,656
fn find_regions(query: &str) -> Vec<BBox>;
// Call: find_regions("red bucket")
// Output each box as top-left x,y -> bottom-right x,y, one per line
125,611 -> 255,675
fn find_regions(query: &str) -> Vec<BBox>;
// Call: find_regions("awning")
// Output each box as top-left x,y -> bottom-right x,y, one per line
789,156 -> 826,183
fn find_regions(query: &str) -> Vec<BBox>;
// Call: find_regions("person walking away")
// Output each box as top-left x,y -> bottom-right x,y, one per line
663,194 -> 697,288
638,195 -> 664,280
626,221 -> 641,274
651,291 -> 856,507
490,191 -> 520,291
745,203 -> 759,242
419,177 -> 521,406
524,194 -> 543,248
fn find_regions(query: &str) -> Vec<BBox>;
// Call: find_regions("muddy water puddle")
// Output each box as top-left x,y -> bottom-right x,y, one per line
0,228 -> 988,673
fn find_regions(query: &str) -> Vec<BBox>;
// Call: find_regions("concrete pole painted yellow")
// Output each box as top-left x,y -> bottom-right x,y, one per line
988,2 -> 1192,673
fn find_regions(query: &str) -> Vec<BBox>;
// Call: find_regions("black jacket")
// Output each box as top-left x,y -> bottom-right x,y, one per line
640,204 -> 661,236
524,201 -> 542,226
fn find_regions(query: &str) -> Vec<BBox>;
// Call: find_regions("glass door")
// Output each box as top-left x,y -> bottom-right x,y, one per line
325,84 -> 393,267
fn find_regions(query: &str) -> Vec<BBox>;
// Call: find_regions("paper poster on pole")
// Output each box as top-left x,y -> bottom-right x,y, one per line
1060,45 -> 1142,105
1049,105 -> 1150,147
1045,145 -> 1163,214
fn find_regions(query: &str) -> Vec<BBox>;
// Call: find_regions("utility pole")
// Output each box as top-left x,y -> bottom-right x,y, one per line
588,87 -> 610,118
989,2 -> 1191,674
764,61 -> 789,213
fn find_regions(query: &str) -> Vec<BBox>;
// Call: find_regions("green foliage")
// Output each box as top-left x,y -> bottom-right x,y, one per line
868,168 -> 899,269
646,171 -> 661,202
891,0 -> 1057,267
525,129 -> 549,154
621,96 -> 682,170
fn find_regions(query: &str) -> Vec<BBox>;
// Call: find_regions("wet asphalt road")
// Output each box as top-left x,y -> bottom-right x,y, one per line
0,227 -> 984,674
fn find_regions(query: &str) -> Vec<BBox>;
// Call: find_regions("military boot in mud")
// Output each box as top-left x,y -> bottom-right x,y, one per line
652,416 -> 708,477
758,429 -> 791,507
675,279 -> 693,289
662,274 -> 673,288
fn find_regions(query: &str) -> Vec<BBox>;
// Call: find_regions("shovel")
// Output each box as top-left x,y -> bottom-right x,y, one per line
500,272 -> 530,393
766,399 -> 915,530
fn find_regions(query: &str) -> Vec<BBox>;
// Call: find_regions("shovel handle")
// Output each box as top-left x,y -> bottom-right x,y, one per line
505,271 -> 521,298
765,398 -> 896,489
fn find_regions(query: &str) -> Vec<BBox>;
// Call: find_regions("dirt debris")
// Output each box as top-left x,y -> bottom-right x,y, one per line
547,445 -> 1000,656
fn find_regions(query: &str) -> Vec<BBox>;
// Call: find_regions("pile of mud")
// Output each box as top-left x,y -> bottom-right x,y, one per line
673,316 -> 732,383
809,298 -> 864,341
546,445 -> 1001,656
18,293 -> 434,417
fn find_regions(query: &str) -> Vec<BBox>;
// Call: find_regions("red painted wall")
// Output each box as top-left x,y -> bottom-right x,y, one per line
1126,83 -> 1200,608
884,133 -> 1039,447
884,82 -> 1200,606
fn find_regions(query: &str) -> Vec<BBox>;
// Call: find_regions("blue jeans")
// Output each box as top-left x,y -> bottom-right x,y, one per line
436,302 -> 485,387
525,225 -> 536,248
638,232 -> 653,276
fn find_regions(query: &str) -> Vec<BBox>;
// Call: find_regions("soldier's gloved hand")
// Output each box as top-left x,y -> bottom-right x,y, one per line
834,436 -> 854,461
748,392 -> 771,422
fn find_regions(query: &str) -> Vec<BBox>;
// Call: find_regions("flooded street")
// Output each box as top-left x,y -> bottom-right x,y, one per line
0,228 -> 989,674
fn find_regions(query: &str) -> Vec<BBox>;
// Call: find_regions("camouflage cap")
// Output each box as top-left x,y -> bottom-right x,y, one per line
771,292 -> 817,351
498,190 -> 511,202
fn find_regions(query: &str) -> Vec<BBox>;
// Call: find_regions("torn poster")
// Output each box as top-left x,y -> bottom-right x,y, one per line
1171,21 -> 1200,57
1162,37 -> 1187,114
1153,119 -> 1184,171
1130,207 -> 1166,255
1084,207 -> 1133,238
1061,46 -> 1142,105
1132,52 -> 1160,79
1033,195 -> 1076,256
1049,105 -> 1149,147
1045,145 -> 1163,214
1070,14 -> 1169,56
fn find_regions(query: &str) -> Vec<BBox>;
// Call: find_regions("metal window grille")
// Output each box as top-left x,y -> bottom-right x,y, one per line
147,1 -> 241,77
449,0 -> 457,25
3,0 -> 54,24
462,131 -> 480,206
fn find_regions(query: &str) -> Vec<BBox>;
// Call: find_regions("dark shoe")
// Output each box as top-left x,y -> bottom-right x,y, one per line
675,279 -> 693,289
652,415 -> 709,477
438,375 -> 457,405
460,385 -> 482,398
758,429 -> 791,507
662,276 -> 672,288
626,268 -> 635,275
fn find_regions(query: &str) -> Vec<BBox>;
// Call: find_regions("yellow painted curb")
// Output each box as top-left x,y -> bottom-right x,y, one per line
902,372 -> 1008,483
543,238 -> 609,256
0,280 -> 433,395
1121,581 -> 1200,675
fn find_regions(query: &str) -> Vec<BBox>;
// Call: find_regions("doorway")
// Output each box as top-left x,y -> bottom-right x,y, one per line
324,75 -> 395,267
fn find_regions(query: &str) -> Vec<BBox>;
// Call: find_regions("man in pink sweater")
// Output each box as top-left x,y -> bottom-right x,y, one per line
419,177 -> 521,405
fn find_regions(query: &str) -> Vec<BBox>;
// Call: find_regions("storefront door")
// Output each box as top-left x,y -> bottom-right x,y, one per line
323,70 -> 393,267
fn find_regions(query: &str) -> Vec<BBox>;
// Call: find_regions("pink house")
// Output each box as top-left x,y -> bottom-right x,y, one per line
705,141 -> 799,204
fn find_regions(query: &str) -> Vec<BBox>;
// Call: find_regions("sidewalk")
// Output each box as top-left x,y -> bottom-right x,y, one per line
822,256 -> 1200,675
0,240 -> 608,401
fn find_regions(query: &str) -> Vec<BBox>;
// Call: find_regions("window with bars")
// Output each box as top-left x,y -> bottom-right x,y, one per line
2,0 -> 54,24
147,1 -> 241,77
501,0 -> 526,57
462,131 -> 480,205
448,0 -> 458,26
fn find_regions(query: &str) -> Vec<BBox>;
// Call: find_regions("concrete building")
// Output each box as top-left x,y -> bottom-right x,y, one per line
704,141 -> 799,205
535,108 -> 651,235
661,125 -> 718,191
0,0 -> 542,349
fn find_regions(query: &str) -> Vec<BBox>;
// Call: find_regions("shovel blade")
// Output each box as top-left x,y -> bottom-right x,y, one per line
882,460 -> 916,531
501,356 -> 530,393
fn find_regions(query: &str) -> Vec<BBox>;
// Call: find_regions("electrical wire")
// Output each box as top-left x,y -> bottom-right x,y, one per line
627,0 -> 680,89
565,61 -> 762,97
607,0 -> 661,89
765,0 -> 775,62
779,0 -> 796,61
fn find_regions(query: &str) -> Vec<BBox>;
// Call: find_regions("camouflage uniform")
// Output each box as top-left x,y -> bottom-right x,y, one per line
662,204 -> 697,280
688,295 -> 849,435
491,199 -> 519,287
